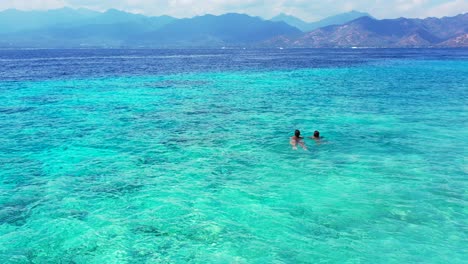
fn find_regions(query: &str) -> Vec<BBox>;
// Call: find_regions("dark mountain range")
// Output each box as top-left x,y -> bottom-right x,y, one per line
138,13 -> 302,47
268,13 -> 468,47
0,8 -> 175,34
0,8 -> 98,33
271,13 -> 311,32
0,8 -> 178,47
438,33 -> 468,47
0,8 -> 466,48
271,11 -> 371,32
0,10 -> 301,48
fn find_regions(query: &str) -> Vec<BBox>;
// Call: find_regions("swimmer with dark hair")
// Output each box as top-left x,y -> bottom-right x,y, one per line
309,130 -> 323,144
312,130 -> 320,139
290,129 -> 307,150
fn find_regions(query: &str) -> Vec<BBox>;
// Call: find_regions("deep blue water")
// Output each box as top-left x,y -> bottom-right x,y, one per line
0,48 -> 467,263
1,48 -> 467,81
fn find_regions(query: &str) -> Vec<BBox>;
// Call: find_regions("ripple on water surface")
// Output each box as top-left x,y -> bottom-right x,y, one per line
0,50 -> 467,263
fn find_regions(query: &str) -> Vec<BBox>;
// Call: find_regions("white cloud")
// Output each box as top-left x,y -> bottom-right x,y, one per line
0,0 -> 466,20
0,0 -> 66,10
396,0 -> 427,12
425,0 -> 468,17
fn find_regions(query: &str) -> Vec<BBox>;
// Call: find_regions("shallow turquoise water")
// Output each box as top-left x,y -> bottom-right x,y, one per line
0,55 -> 467,263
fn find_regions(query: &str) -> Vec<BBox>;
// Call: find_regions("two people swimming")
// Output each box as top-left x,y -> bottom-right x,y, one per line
290,129 -> 321,150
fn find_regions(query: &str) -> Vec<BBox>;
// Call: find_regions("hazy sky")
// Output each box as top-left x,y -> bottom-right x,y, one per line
1,0 -> 467,21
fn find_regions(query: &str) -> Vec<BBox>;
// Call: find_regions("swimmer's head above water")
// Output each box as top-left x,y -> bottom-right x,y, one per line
313,130 -> 320,138
291,129 -> 307,150
295,129 -> 301,138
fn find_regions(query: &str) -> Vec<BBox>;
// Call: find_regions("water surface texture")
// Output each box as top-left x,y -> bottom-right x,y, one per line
0,49 -> 467,263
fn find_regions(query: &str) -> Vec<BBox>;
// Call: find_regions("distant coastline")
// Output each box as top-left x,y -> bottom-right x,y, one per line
1,47 -> 467,50
0,9 -> 466,48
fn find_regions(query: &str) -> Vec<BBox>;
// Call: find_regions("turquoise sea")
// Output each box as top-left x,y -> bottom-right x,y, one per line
0,49 -> 467,263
